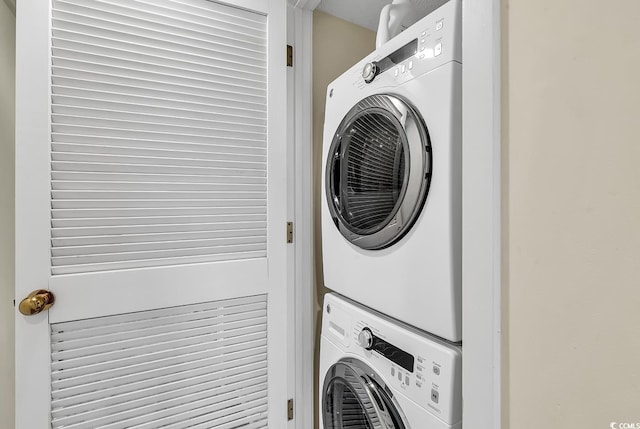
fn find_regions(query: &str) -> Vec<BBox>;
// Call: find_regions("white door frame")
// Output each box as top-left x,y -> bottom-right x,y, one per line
288,1 -> 317,429
289,0 -> 503,428
461,0 -> 503,428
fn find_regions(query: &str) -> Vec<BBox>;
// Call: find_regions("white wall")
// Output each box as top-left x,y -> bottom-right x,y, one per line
0,1 -> 15,428
504,1 -> 640,427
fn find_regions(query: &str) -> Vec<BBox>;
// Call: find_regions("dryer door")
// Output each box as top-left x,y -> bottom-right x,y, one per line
325,94 -> 431,250
322,359 -> 407,429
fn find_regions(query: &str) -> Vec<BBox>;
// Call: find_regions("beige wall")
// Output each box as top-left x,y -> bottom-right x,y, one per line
504,1 -> 640,428
0,1 -> 15,428
312,10 -> 375,428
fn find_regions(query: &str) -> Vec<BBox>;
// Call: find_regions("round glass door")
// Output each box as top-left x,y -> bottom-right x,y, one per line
323,359 -> 406,429
325,94 -> 431,250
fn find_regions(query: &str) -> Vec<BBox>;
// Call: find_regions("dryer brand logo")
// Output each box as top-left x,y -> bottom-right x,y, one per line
610,423 -> 640,429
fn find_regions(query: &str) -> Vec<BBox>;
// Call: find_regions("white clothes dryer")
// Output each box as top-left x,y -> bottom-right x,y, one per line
321,0 -> 462,341
319,293 -> 462,429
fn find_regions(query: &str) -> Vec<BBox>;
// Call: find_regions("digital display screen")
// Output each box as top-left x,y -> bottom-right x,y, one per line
376,39 -> 418,75
371,336 -> 414,373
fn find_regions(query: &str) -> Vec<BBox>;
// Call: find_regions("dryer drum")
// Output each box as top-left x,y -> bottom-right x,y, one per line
326,94 -> 432,250
323,359 -> 407,429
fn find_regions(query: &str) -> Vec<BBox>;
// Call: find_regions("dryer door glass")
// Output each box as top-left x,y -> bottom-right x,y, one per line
323,360 -> 406,429
326,94 -> 431,250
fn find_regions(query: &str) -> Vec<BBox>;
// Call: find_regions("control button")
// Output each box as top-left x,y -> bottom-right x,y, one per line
357,328 -> 374,350
401,64 -> 406,73
420,46 -> 426,52
420,38 -> 426,44
408,61 -> 414,70
431,389 -> 439,404
421,30 -> 427,37
405,375 -> 410,385
397,371 -> 402,382
361,62 -> 379,84
391,367 -> 396,377
416,373 -> 422,380
416,381 -> 422,388
435,42 -> 442,56
394,68 -> 399,77
433,365 -> 440,375
419,54 -> 425,59
417,365 -> 424,371
436,19 -> 444,31
417,357 -> 424,363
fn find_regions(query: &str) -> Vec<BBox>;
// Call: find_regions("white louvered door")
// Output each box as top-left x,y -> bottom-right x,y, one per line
15,0 -> 289,428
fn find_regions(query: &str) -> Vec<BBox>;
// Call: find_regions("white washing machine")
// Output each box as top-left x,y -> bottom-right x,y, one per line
319,293 -> 462,429
321,0 -> 462,341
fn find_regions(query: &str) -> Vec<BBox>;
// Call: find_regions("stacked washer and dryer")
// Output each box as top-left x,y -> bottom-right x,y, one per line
319,1 -> 463,428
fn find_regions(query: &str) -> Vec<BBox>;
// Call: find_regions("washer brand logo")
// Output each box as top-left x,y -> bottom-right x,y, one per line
610,423 -> 640,429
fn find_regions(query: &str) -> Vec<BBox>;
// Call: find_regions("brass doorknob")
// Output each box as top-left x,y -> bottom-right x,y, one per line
19,290 -> 55,316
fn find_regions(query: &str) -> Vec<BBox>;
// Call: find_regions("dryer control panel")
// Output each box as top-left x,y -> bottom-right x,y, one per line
350,0 -> 461,89
322,293 -> 462,426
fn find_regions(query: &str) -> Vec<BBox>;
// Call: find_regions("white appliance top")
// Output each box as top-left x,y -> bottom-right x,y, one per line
322,293 -> 462,426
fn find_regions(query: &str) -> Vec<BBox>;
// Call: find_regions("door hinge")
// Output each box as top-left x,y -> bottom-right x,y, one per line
287,45 -> 293,67
286,222 -> 294,244
287,398 -> 294,421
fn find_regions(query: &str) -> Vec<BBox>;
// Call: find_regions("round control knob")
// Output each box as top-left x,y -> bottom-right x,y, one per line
358,328 -> 374,350
362,62 -> 378,84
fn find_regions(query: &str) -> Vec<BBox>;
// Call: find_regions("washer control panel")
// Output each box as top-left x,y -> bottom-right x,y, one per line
322,293 -> 462,426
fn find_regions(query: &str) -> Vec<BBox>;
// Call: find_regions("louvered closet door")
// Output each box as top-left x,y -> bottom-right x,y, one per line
15,0 -> 288,428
